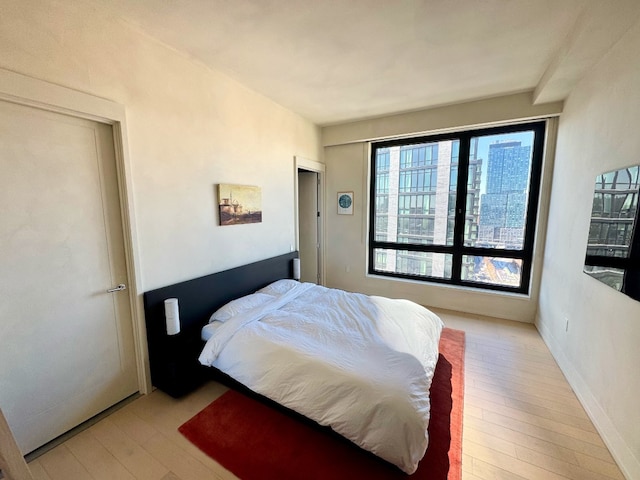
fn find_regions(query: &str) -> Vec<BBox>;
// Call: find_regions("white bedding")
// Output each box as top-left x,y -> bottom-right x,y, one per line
199,281 -> 444,474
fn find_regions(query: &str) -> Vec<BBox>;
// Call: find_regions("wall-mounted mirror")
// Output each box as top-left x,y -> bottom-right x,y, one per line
583,165 -> 640,301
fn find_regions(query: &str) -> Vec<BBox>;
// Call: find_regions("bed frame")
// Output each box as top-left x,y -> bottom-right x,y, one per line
143,251 -> 410,469
143,251 -> 299,397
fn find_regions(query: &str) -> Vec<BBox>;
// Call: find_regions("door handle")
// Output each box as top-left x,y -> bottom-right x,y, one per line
107,283 -> 127,293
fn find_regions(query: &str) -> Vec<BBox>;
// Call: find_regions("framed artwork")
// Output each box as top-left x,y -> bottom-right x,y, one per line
217,184 -> 262,225
337,191 -> 354,215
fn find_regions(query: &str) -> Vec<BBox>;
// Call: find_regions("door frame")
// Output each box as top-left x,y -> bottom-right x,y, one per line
0,68 -> 149,393
294,156 -> 325,285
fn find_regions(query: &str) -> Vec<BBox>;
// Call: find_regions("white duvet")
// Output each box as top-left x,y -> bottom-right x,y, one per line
199,280 -> 443,474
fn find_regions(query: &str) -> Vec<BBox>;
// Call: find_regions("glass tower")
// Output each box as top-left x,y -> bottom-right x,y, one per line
478,141 -> 532,248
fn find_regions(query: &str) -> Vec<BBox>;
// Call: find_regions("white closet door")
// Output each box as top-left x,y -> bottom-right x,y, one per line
0,100 -> 138,453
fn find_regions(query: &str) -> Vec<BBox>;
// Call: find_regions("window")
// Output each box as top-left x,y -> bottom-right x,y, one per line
584,165 -> 640,301
369,121 -> 546,293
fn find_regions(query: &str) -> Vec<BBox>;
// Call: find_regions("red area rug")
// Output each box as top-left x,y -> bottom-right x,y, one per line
179,327 -> 465,479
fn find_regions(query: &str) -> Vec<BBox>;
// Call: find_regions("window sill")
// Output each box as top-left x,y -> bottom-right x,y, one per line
366,271 -> 532,300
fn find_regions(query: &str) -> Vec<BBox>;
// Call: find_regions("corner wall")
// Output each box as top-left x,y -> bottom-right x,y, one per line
0,0 -> 321,291
536,19 -> 640,479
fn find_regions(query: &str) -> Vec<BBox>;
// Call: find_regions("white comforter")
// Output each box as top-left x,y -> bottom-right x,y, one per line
199,281 -> 443,474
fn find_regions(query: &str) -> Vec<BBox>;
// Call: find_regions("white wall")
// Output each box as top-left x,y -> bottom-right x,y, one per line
322,94 -> 561,322
536,18 -> 640,480
0,0 -> 321,291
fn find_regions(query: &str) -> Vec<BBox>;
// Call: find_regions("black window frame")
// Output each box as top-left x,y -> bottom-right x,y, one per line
368,121 -> 546,294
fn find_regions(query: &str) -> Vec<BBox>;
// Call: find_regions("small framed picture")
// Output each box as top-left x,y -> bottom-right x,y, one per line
337,191 -> 354,215
217,183 -> 262,226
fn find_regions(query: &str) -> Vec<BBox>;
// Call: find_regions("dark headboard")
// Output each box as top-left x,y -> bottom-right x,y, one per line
143,251 -> 298,396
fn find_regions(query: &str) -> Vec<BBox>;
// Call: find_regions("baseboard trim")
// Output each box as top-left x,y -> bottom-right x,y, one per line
536,319 -> 639,480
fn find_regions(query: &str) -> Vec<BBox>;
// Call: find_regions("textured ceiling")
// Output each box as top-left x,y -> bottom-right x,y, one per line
95,0 -> 640,125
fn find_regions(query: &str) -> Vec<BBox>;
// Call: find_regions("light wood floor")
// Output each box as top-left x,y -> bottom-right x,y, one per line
23,311 -> 625,480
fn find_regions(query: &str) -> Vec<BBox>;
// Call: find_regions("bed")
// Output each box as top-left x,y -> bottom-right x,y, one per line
143,252 -> 443,474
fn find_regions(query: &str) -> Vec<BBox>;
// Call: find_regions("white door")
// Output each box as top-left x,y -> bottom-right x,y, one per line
0,100 -> 138,454
298,170 -> 320,283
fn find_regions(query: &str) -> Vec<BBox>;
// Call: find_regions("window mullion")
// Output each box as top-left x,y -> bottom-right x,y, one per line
451,135 -> 470,282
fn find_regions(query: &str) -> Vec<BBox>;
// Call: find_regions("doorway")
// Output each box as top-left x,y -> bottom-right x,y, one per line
295,157 -> 325,285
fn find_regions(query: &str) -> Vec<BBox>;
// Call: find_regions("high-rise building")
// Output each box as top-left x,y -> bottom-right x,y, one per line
478,141 -> 532,248
587,166 -> 639,257
373,138 -> 482,278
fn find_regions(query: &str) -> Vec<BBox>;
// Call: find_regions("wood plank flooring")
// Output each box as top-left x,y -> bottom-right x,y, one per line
24,310 -> 625,480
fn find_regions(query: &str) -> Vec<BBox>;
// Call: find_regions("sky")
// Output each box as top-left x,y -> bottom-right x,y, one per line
217,184 -> 262,212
